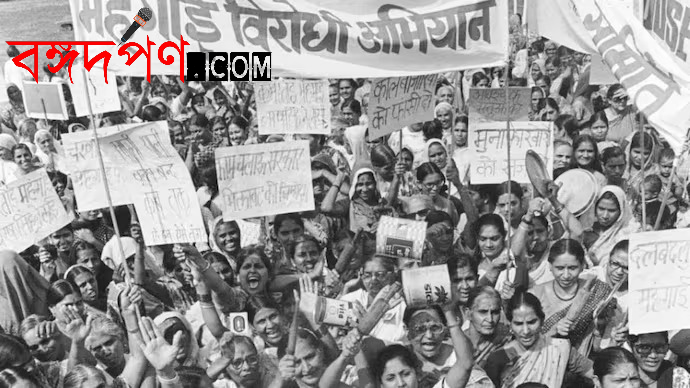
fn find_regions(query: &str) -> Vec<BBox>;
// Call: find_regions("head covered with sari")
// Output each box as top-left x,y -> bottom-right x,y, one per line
589,185 -> 632,266
153,311 -> 204,368
0,250 -> 51,335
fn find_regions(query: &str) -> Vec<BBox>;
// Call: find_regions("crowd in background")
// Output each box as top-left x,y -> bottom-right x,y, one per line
0,13 -> 690,388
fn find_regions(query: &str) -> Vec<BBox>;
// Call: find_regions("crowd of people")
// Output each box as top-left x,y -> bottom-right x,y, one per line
1,14 -> 690,388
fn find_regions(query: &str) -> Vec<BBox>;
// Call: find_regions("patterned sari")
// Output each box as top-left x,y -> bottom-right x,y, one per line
540,279 -> 612,353
499,337 -> 571,388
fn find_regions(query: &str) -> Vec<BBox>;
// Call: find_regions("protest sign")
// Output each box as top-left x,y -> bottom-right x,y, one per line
68,0 -> 508,78
376,216 -> 427,261
467,87 -> 531,122
62,122 -> 162,209
629,229 -> 690,334
21,82 -> 69,120
469,121 -> 553,184
215,141 -> 314,220
97,125 -> 206,245
69,60 -> 122,117
0,168 -> 74,253
255,80 -> 330,135
63,122 -> 205,245
642,0 -> 690,67
590,54 -> 618,85
369,74 -> 439,139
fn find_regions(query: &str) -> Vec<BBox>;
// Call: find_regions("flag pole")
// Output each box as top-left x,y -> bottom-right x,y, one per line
80,66 -> 133,285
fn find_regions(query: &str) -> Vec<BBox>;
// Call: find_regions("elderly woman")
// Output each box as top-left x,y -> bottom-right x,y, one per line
0,84 -> 26,132
34,129 -> 65,173
0,133 -> 19,184
434,102 -> 454,138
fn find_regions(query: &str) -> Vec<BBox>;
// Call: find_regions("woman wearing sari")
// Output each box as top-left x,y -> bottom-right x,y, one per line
485,292 -> 594,388
415,162 -> 459,226
624,131 -> 660,200
0,250 -> 52,336
463,286 -> 511,369
34,129 -> 66,173
582,186 -> 633,267
530,239 -> 613,355
320,166 -> 398,234
434,102 -> 454,140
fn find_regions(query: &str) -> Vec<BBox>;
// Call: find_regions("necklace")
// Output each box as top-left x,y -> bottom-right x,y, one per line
553,281 -> 579,302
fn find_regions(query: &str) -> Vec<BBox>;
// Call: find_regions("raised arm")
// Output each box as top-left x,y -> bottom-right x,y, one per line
442,303 -> 473,388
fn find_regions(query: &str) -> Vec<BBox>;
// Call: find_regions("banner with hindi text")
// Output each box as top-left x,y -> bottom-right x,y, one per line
0,169 -> 74,253
68,0 -> 509,78
215,141 -> 314,220
468,121 -> 553,184
629,229 -> 690,334
642,0 -> 690,68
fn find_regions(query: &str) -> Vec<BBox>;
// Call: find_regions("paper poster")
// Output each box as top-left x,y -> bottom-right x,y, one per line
629,229 -> 690,334
63,122 -> 205,245
467,87 -> 531,122
21,82 -> 69,120
376,216 -> 427,260
215,141 -> 315,220
369,74 -> 439,139
0,168 -> 74,253
69,60 -> 122,117
62,122 -> 164,209
469,121 -> 553,184
255,80 -> 330,135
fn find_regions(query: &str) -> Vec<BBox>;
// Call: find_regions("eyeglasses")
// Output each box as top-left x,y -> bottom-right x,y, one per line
361,270 -> 393,280
424,181 -> 443,190
412,323 -> 445,338
613,96 -> 629,103
231,355 -> 259,369
608,261 -> 629,273
634,344 -> 668,356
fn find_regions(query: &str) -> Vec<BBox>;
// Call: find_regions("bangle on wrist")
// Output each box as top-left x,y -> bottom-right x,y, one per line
158,373 -> 180,383
191,259 -> 211,273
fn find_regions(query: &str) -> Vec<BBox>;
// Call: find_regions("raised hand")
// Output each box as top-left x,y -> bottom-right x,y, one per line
35,320 -> 58,340
340,330 -> 363,359
61,306 -> 93,343
138,316 -> 183,371
119,284 -> 143,312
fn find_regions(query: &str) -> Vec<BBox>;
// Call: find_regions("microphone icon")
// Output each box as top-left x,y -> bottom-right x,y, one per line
118,8 -> 153,47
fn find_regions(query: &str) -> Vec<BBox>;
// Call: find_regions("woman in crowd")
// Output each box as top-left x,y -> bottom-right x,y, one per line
625,131 -> 660,195
64,265 -> 109,314
569,135 -> 608,188
471,214 -> 510,287
12,144 -> 39,177
415,162 -> 459,226
553,140 -> 572,175
463,286 -> 510,368
485,291 -> 594,387
628,332 -> 690,387
585,111 -> 617,153
228,116 -> 251,146
33,129 -> 65,173
593,347 -> 641,388
434,102 -> 454,135
530,239 -> 613,353
582,186 -> 633,266
208,218 -> 242,271
213,334 -> 277,388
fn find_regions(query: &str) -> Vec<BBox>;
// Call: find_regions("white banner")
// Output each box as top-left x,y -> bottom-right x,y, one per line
0,169 -> 74,253
67,0 -> 509,78
629,229 -> 690,334
572,0 -> 690,152
215,141 -> 314,220
642,0 -> 690,68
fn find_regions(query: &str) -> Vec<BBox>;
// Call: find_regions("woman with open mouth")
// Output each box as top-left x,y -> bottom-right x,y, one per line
404,306 -> 493,388
12,143 -> 40,178
485,291 -> 595,387
209,218 -> 242,271
530,239 -> 612,354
